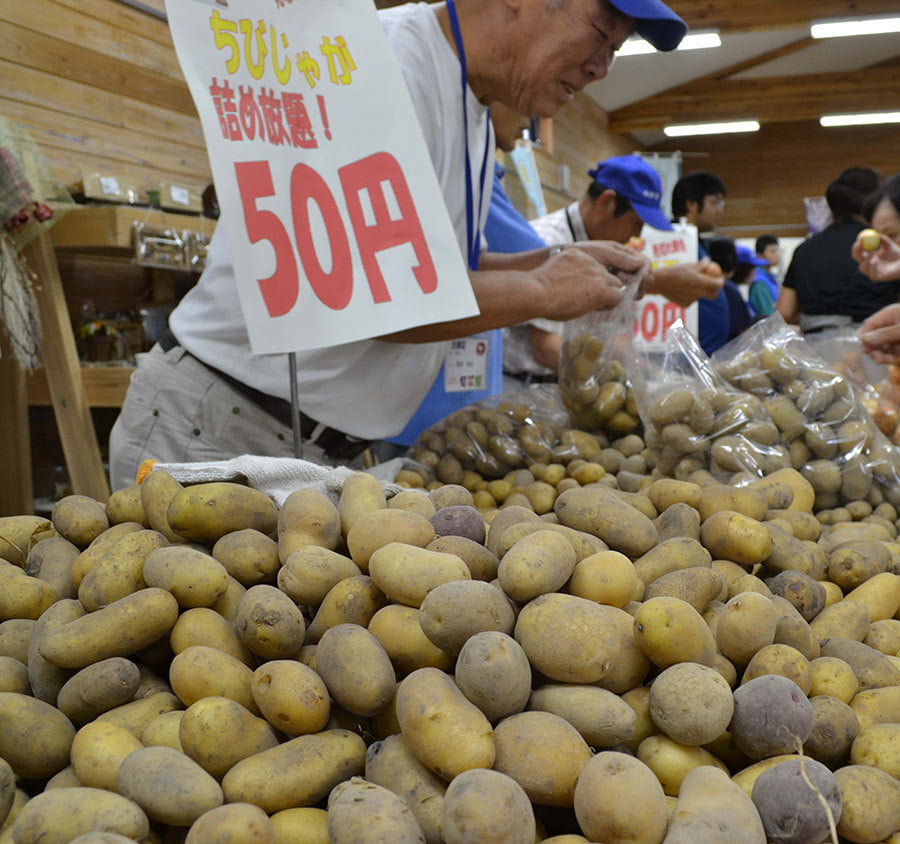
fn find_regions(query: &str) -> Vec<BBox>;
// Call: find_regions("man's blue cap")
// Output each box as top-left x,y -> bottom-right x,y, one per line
588,155 -> 673,231
736,244 -> 768,266
609,0 -> 688,52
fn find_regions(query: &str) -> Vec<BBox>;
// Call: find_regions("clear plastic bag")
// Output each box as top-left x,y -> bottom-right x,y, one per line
409,384 -> 604,483
558,279 -> 642,438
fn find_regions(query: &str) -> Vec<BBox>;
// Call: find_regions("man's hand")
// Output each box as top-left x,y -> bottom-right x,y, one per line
852,231 -> 900,282
860,303 -> 900,363
536,247 -> 636,320
642,259 -> 724,307
571,240 -> 651,283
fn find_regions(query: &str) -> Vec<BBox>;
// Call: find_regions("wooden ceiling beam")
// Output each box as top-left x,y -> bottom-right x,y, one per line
609,66 -> 900,131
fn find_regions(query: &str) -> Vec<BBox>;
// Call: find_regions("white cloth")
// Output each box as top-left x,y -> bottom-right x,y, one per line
166,2 -> 493,440
153,454 -> 411,507
502,203 -> 584,376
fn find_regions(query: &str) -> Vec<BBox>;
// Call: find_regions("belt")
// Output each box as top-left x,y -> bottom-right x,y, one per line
503,369 -> 557,385
157,330 -> 373,462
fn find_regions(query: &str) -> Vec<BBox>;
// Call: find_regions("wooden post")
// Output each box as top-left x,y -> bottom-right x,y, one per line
24,231 -> 110,503
0,334 -> 33,516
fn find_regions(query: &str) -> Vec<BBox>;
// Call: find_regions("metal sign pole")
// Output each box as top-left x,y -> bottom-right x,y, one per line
288,352 -> 303,459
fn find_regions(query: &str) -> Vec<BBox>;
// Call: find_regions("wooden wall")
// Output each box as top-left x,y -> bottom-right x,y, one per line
652,121 -> 900,238
1,0 -> 210,200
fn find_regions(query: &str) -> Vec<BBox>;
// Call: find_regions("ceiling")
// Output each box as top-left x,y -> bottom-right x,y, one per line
593,0 -> 900,145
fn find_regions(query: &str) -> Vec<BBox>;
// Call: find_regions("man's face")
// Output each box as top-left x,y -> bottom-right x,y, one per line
872,197 -> 900,241
688,193 -> 725,232
584,190 -> 644,243
502,0 -> 634,119
760,243 -> 780,267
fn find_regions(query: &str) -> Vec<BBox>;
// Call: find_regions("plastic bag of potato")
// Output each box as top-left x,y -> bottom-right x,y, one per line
558,281 -> 643,439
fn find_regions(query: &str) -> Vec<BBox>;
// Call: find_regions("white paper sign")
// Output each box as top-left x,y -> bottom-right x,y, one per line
166,0 -> 478,354
633,222 -> 699,352
443,336 -> 490,392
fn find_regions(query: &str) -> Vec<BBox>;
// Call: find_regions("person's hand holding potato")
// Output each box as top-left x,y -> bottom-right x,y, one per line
852,228 -> 900,282
642,258 -> 725,308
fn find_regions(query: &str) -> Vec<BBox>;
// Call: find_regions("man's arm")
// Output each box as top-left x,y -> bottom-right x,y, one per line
643,259 -> 724,307
776,287 -> 800,324
528,325 -> 562,373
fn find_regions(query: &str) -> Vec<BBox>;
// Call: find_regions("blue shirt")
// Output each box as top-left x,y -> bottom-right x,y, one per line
697,239 -> 730,356
484,164 -> 546,254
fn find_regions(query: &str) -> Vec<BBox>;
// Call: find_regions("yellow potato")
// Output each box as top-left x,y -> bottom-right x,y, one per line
70,722 -> 143,793
277,488 -> 341,564
170,607 -> 254,666
179,696 -> 280,779
699,510 -> 772,566
698,484 -> 767,521
167,482 -> 278,545
529,684 -> 636,748
270,807 -> 330,844
396,667 -> 494,781
632,596 -> 717,669
809,656 -> 859,702
0,618 -> 35,664
0,692 -> 75,779
632,537 -> 712,587
642,566 -> 725,613
142,546 -> 229,608
235,585 -> 306,660
849,686 -> 900,731
141,710 -> 184,752
637,734 -> 728,797
346,510 -> 435,572
0,515 -> 52,566
850,723 -> 899,778
305,575 -> 386,643
809,599 -> 870,643
649,662 -> 734,746
105,483 -> 148,527
427,534 -> 500,581
222,729 -> 366,813
25,598 -> 84,705
594,605 -> 652,695
742,644 -> 812,694
277,547 -> 362,606
186,802 -> 275,843
368,543 -> 470,608
251,660 -> 330,737
212,528 -> 280,586
498,529 -> 576,602
338,471 -> 387,539
748,468 -> 815,512
57,658 -> 142,725
648,479 -> 702,512
51,495 -> 110,547
441,769 -> 534,844
566,550 -> 638,609
834,765 -> 900,844
418,580 -> 515,655
327,778 -> 426,842
455,631 -> 531,723
169,645 -> 257,713
140,469 -> 188,544
0,564 -> 57,621
23,536 -> 79,601
368,604 -> 455,676
716,591 -> 778,667
844,572 -> 900,623
96,692 -> 183,740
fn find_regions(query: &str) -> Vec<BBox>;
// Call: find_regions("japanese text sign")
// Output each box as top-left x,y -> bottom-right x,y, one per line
166,0 -> 478,354
634,222 -> 699,352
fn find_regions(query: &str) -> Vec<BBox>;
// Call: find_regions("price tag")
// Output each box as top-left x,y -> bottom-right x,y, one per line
170,186 -> 191,206
166,0 -> 478,355
100,176 -> 121,195
443,336 -> 489,392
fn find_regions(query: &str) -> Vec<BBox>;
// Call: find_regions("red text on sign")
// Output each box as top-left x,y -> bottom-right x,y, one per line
633,300 -> 685,342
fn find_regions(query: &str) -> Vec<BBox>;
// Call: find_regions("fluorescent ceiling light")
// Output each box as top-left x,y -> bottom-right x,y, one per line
617,31 -> 721,57
820,111 -> 900,127
811,16 -> 900,38
664,120 -> 760,138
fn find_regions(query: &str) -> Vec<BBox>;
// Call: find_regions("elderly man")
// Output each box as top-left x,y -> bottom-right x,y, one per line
109,0 -> 687,488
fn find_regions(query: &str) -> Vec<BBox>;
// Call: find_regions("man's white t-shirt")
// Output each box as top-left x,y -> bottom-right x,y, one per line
169,2 -> 493,439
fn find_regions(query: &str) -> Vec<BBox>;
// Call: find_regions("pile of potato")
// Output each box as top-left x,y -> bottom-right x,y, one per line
0,455 -> 898,843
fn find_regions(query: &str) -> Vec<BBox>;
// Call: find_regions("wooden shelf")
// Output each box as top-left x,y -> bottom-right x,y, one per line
27,365 -> 134,408
51,204 -> 215,251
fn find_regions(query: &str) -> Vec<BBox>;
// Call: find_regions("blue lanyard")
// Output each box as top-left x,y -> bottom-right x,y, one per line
447,0 -> 492,272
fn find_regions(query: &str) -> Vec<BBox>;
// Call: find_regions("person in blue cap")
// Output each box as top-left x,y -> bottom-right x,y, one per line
504,155 -> 723,382
736,243 -> 775,319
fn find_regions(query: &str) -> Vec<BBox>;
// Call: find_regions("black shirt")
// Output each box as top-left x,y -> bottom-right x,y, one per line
783,221 -> 900,321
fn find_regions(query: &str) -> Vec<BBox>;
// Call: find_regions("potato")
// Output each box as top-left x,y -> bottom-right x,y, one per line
632,537 -> 711,587
0,692 -> 74,779
0,564 -> 57,621
222,730 -> 366,813
277,547 -> 361,606
643,566 -> 724,613
699,484 -> 768,521
766,509 -> 822,541
305,575 -> 386,643
234,584 -> 305,660
492,711 -> 590,807
0,657 -> 28,694
143,546 -> 229,608
700,510 -> 772,566
427,535 -> 499,582
441,768 -> 534,844
648,478 -> 702,512
742,644 -> 811,694
70,721 -> 142,793
368,604 -> 454,676
139,469 -> 189,543
169,645 -> 257,713
250,660 -> 330,737
429,505 -> 486,545
649,662 -> 733,746
653,502 -> 701,542
554,485 -> 658,557
165,482 -> 277,545
396,667 -> 494,780
851,723 -> 900,778
809,656 -> 859,702
170,607 -> 254,666
95,692 -> 182,739
56,658 -> 141,725
0,618 -> 34,664
717,592 -> 778,667
636,734 -> 728,797
270,807 -> 330,844
529,684 -> 635,747
186,802 -> 275,843
632,596 -> 716,669
810,600 -> 870,643
347,510 -> 435,572
455,631 -> 530,722
179,696 -> 280,779
105,483 -> 148,527
10,788 -> 149,844
389,488 -> 434,515
141,710 -> 184,751
212,528 -> 280,586
327,777 -> 425,842
0,515 -> 51,566
573,751 -> 668,844
802,694 -> 860,767
419,580 -> 515,655
117,745 -> 223,827
845,572 -> 900,623
515,593 -> 619,683
767,570 -> 826,622
339,471 -> 387,538
0,758 -> 13,828
77,529 -> 168,612
834,765 -> 900,844
497,530 -> 576,602
594,606 -> 651,695
23,536 -> 79,600
493,521 -> 606,563
365,734 -> 447,844
315,623 -> 395,718
566,550 -> 638,609
730,675 -> 814,760
850,685 -> 900,732
763,524 -> 819,577
369,542 -> 470,608
51,495 -> 109,547
485,505 -> 541,558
